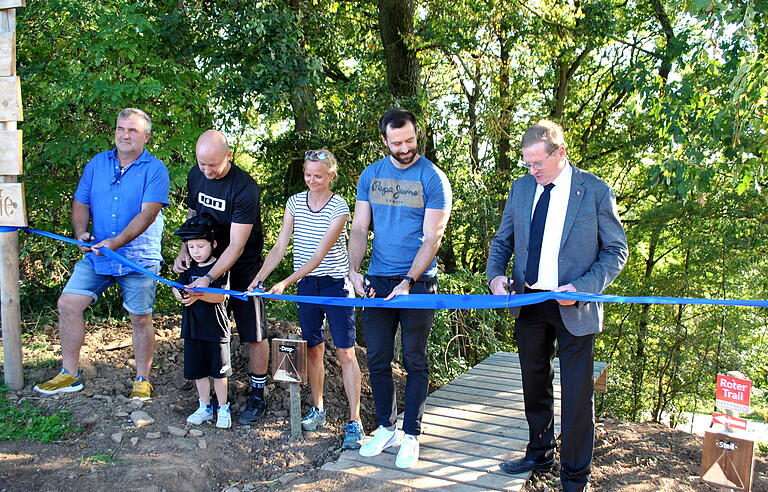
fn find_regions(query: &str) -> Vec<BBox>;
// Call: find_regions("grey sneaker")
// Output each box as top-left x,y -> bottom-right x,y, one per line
216,403 -> 232,429
187,399 -> 214,425
301,406 -> 326,431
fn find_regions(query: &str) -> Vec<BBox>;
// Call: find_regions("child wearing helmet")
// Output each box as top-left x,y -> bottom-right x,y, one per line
173,214 -> 233,429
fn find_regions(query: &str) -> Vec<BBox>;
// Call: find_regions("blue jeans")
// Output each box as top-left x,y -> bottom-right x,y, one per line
361,275 -> 437,436
63,258 -> 160,315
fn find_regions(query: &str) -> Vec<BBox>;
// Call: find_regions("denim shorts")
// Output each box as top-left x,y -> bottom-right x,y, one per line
63,258 -> 160,315
297,276 -> 356,349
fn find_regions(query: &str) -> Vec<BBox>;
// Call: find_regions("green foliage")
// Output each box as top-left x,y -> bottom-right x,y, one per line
428,270 -> 515,385
80,453 -> 118,465
0,386 -> 80,443
15,0 -> 768,424
758,441 -> 768,455
17,0 -> 213,319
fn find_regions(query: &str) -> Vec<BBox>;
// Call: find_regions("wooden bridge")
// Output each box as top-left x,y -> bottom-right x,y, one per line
323,351 -> 607,490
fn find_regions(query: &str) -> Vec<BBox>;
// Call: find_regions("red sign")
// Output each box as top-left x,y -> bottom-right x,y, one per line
711,412 -> 748,430
715,374 -> 751,413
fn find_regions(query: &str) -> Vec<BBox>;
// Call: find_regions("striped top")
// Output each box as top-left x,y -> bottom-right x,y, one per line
286,191 -> 350,278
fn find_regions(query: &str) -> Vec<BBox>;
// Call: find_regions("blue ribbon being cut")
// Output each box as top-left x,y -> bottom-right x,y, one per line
3,226 -> 768,309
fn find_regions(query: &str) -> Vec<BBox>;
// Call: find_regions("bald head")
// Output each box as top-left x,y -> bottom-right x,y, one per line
196,130 -> 232,180
197,130 -> 229,153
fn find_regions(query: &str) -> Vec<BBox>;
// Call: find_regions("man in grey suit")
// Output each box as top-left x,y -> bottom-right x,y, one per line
486,120 -> 628,492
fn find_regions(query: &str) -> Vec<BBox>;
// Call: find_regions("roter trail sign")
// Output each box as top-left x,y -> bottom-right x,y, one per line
700,373 -> 756,491
716,374 -> 752,414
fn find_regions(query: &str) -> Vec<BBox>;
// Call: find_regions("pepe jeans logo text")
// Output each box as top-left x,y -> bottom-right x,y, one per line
369,178 -> 424,208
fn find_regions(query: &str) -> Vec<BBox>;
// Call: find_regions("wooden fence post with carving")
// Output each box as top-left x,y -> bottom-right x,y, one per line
0,0 -> 27,391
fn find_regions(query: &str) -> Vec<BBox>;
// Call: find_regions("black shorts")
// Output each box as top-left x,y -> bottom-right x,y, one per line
228,264 -> 267,343
184,338 -> 233,380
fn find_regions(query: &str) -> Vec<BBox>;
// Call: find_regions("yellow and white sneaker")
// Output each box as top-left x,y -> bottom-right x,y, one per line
129,378 -> 153,400
34,369 -> 83,395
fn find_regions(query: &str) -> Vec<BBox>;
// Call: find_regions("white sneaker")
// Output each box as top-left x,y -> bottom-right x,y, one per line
359,425 -> 402,457
395,434 -> 420,468
187,399 -> 214,425
216,403 -> 232,429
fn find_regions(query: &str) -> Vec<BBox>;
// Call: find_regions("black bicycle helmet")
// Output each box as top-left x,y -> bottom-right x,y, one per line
173,214 -> 218,243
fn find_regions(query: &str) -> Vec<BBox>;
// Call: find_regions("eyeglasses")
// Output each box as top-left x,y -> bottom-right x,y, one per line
305,150 -> 328,161
518,146 -> 561,170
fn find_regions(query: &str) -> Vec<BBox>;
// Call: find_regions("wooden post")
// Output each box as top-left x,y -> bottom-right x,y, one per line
0,4 -> 24,390
288,333 -> 303,439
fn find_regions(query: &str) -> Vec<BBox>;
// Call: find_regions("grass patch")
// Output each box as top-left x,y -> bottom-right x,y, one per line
26,358 -> 59,371
80,452 -> 118,466
745,409 -> 768,422
0,385 -> 81,443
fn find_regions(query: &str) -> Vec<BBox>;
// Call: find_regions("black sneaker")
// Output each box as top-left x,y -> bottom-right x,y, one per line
237,392 -> 266,425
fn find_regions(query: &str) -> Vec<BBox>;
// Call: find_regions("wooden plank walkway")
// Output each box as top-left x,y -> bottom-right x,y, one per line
322,351 -> 607,490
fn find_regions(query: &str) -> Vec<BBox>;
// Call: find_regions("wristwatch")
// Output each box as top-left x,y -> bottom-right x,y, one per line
403,276 -> 416,288
203,273 -> 216,283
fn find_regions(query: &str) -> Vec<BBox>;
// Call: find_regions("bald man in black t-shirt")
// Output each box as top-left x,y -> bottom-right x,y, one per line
174,130 -> 269,425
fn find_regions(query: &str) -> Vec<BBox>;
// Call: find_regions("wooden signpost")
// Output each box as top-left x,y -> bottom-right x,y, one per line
271,335 -> 308,438
701,373 -> 756,490
0,1 -> 25,391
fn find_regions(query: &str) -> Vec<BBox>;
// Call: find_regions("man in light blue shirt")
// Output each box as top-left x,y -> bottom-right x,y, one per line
35,108 -> 170,400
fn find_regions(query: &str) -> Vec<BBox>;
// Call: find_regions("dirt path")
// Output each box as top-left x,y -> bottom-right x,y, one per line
1,315 -> 766,491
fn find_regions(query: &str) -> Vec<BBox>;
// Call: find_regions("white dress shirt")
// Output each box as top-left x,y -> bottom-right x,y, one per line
529,163 -> 572,290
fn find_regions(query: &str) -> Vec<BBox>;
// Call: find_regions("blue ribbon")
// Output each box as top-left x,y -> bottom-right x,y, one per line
3,226 -> 768,309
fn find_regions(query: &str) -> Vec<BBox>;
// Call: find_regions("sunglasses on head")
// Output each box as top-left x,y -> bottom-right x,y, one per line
305,150 -> 328,161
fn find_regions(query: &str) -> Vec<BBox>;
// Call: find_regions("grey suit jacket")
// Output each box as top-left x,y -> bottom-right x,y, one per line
486,165 -> 628,336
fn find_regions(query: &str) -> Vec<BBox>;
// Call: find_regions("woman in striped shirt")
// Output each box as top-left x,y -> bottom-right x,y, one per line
248,149 -> 363,449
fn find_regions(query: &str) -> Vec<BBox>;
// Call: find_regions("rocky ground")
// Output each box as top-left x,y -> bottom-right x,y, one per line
1,314 -> 766,491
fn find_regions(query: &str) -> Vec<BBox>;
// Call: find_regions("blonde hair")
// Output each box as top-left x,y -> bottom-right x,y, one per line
304,148 -> 338,181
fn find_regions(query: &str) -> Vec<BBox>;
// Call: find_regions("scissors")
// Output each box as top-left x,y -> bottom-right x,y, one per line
506,278 -> 513,305
362,277 -> 373,299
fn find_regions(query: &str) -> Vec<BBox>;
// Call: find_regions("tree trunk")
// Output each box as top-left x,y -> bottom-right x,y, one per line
630,227 -> 660,420
377,0 -> 420,101
496,32 -> 511,174
285,0 -> 319,197
286,86 -> 318,196
550,47 -> 593,121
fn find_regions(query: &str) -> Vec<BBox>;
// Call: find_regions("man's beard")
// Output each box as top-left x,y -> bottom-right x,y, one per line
391,149 -> 416,165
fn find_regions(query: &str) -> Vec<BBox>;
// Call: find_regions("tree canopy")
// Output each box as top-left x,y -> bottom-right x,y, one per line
15,0 -> 768,422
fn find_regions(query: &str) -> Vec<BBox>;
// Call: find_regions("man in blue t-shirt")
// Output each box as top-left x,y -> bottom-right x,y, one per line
34,108 -> 170,401
349,109 -> 452,469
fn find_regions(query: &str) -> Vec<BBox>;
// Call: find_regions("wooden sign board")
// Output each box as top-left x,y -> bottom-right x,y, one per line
271,338 -> 307,384
0,130 -> 21,174
0,75 -> 21,121
0,182 -> 26,226
700,430 -> 755,491
0,1 -> 26,8
0,32 -> 14,76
